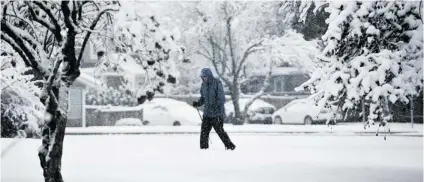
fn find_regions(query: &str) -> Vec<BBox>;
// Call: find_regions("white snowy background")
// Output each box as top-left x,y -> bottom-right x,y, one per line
1,1 -> 423,182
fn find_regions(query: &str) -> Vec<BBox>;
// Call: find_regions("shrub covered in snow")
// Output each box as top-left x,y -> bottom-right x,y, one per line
297,1 -> 423,126
86,87 -> 138,106
1,50 -> 44,138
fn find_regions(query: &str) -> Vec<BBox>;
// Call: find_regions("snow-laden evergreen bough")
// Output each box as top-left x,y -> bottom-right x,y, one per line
296,1 -> 423,135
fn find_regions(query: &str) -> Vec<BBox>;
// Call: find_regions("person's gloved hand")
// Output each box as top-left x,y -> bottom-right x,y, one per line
192,101 -> 199,107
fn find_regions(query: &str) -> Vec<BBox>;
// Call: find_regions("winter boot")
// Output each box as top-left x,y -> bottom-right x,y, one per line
225,144 -> 236,150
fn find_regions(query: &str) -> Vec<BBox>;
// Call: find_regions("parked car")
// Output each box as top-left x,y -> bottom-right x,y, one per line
272,96 -> 341,125
225,99 -> 276,124
140,98 -> 202,126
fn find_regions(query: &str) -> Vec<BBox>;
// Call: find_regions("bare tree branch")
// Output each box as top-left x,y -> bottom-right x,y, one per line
225,16 -> 237,77
236,41 -> 264,76
197,50 -> 213,61
61,1 -> 75,32
198,39 -> 212,58
77,7 -> 119,67
26,3 -> 56,32
72,1 -> 78,26
32,1 -> 62,42
78,1 -> 90,21
2,2 -> 10,17
242,59 -> 273,121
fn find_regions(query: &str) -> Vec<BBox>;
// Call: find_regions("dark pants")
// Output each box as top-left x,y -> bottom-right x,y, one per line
200,117 -> 235,149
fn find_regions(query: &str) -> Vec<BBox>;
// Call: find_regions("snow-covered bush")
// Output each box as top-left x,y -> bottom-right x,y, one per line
1,50 -> 44,138
115,118 -> 143,126
86,87 -> 137,106
297,1 -> 423,127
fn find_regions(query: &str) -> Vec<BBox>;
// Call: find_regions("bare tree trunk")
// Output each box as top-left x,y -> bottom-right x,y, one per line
38,86 -> 68,182
382,97 -> 391,122
241,61 -> 273,124
230,82 -> 242,125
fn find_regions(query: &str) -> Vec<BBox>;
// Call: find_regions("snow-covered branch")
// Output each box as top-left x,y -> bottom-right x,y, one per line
26,2 -> 56,33
77,7 -> 119,66
1,21 -> 49,78
299,1 -> 423,126
242,58 -> 273,121
236,41 -> 264,76
32,1 -> 62,42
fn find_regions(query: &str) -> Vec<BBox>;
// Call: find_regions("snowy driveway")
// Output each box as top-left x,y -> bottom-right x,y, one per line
2,135 -> 423,182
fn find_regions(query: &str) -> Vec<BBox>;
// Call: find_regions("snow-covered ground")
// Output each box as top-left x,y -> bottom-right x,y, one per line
1,135 -> 422,182
65,123 -> 423,136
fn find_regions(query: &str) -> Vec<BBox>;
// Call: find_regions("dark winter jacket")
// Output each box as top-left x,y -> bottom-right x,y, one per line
197,68 -> 226,118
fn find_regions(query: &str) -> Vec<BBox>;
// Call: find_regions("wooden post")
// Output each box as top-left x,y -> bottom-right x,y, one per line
82,89 -> 87,128
362,97 -> 366,124
410,96 -> 414,128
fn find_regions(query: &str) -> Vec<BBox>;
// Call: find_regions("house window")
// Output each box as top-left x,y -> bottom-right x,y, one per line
274,79 -> 283,92
248,76 -> 265,93
105,75 -> 126,88
135,74 -> 145,86
68,89 -> 83,120
284,74 -> 310,92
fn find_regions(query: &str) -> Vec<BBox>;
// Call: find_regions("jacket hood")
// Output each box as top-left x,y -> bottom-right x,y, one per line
200,68 -> 214,79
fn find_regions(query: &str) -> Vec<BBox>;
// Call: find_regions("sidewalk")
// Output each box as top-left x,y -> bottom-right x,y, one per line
65,123 -> 423,137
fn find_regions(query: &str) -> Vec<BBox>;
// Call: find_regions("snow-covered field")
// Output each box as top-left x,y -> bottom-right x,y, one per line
65,123 -> 423,136
2,135 -> 422,182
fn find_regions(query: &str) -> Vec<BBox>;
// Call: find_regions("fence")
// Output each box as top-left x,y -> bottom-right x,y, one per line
85,105 -> 143,127
155,94 -> 308,110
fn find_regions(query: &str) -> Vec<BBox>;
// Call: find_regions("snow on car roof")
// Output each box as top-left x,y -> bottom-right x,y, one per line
140,98 -> 202,125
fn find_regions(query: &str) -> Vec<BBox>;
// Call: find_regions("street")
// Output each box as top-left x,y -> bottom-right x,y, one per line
1,134 -> 423,182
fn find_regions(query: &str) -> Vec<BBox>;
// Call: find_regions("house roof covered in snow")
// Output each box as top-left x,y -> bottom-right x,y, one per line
109,53 -> 146,75
74,72 -> 105,90
80,53 -> 146,77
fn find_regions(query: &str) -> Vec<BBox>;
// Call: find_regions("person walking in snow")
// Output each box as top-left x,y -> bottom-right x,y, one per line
193,68 -> 236,150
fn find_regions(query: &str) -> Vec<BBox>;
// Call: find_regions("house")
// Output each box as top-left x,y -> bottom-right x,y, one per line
60,72 -> 105,127
80,52 -> 146,91
240,67 -> 310,96
58,42 -> 105,127
60,41 -> 149,127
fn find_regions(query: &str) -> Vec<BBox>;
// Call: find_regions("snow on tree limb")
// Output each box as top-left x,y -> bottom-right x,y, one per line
26,2 -> 56,33
1,21 -> 50,78
1,48 -> 44,138
1,1 -> 124,181
77,7 -> 119,66
298,1 -> 423,125
32,1 -> 62,41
